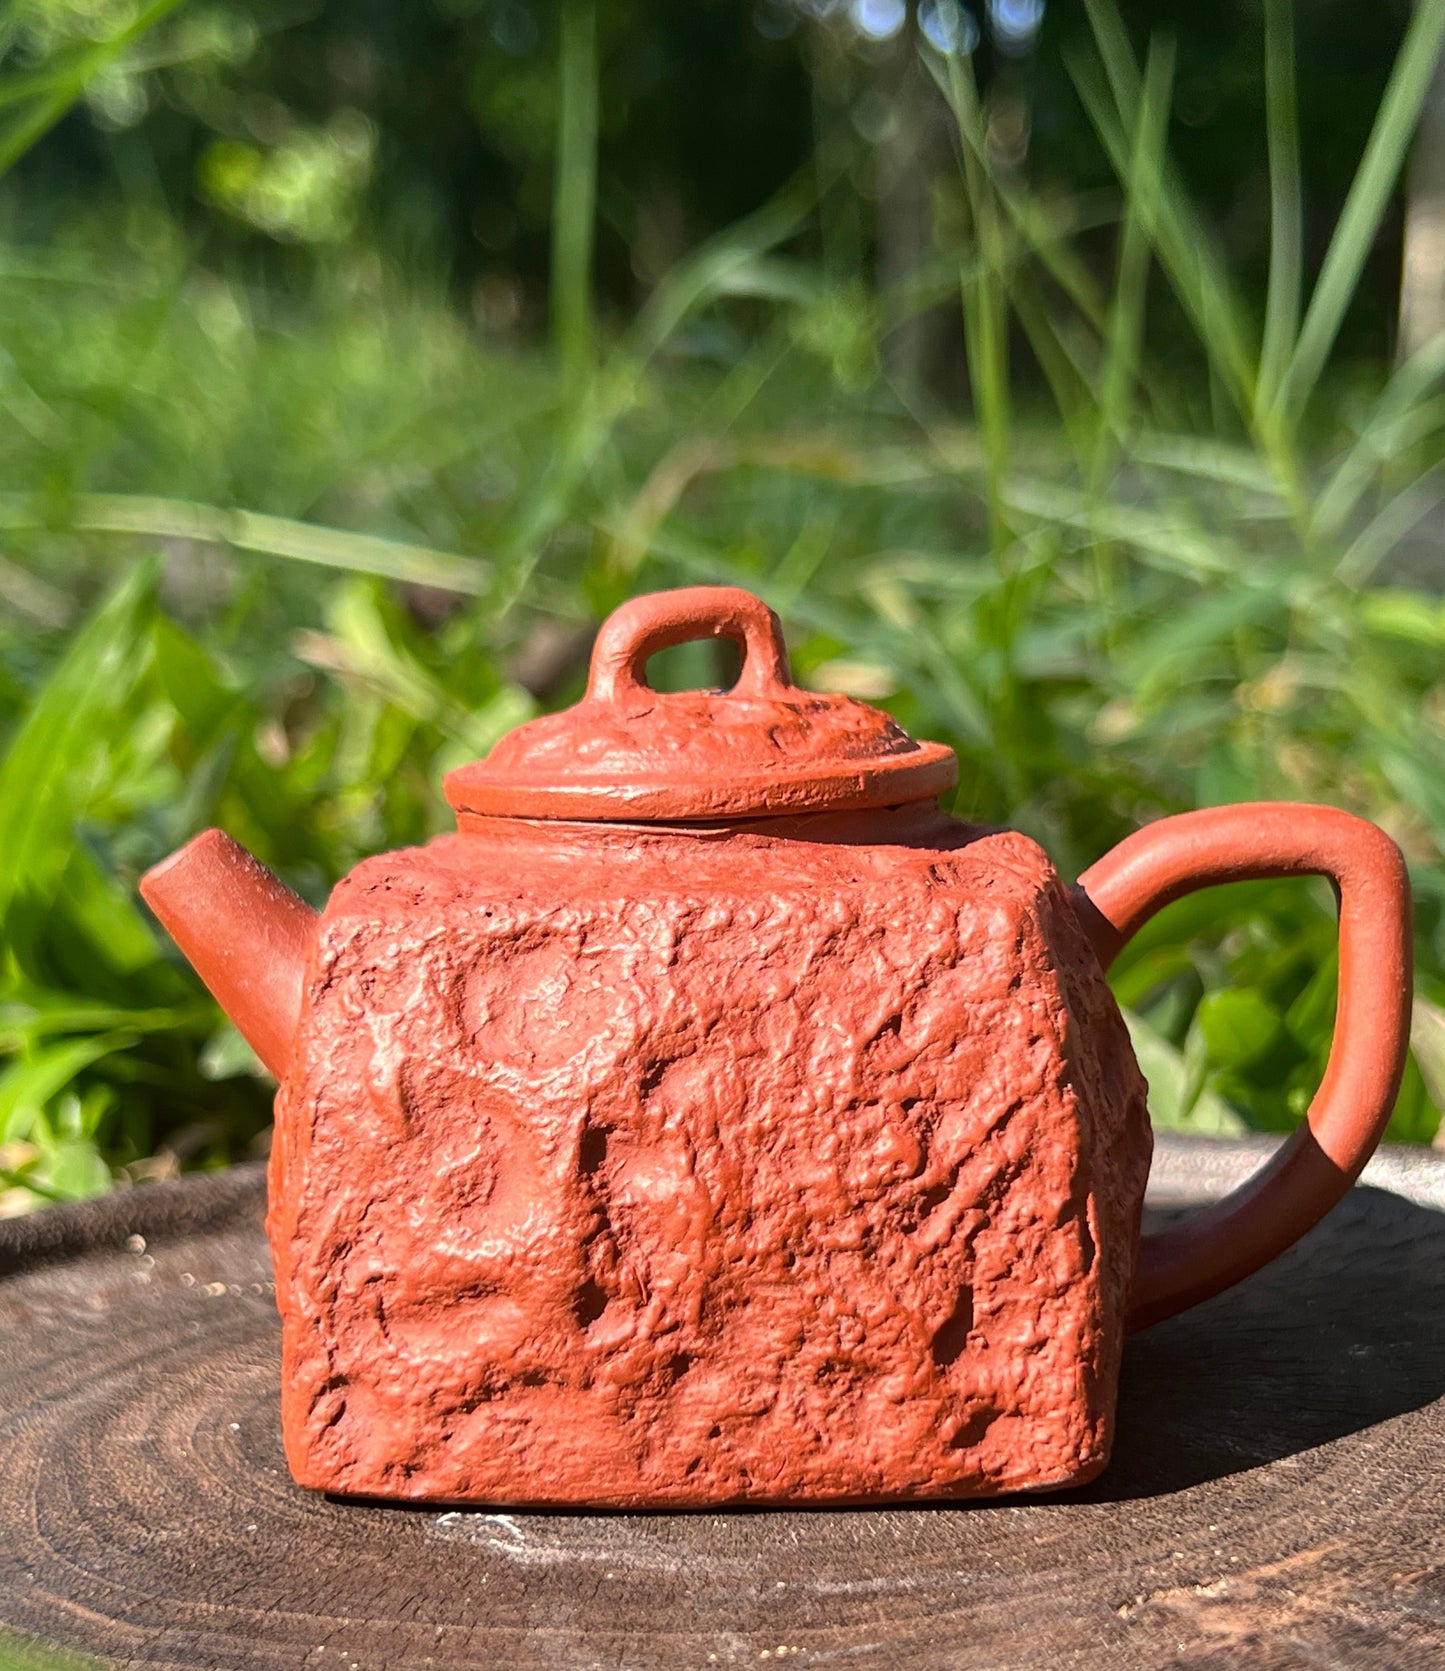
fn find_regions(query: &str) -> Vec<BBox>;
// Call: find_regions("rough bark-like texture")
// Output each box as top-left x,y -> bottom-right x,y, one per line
268,816 -> 1151,1506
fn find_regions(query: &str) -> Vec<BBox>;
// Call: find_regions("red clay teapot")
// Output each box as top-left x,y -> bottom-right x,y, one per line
141,585 -> 1412,1508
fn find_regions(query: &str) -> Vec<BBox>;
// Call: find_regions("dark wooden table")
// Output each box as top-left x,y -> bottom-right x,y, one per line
3,1133 -> 1445,1671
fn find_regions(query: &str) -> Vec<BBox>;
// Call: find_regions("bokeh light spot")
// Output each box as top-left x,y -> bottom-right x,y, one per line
919,0 -> 980,55
849,0 -> 907,43
988,0 -> 1044,54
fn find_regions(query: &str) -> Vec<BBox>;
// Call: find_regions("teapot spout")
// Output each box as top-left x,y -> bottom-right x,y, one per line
140,829 -> 318,1080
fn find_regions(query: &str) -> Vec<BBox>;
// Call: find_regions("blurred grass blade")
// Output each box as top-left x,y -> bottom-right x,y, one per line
552,0 -> 598,386
493,171 -> 818,609
1117,581 -> 1294,710
624,171 -> 817,364
1281,0 -> 1445,418
1003,477 -> 1245,576
1314,328 -> 1445,537
1067,45 -> 1258,425
0,994 -> 205,1046
0,0 -> 189,175
0,495 -> 490,594
1129,434 -> 1281,495
1095,35 -> 1174,470
999,272 -> 1096,456
1336,468 -> 1445,584
1082,0 -> 1141,113
924,46 -> 1111,341
1258,0 -> 1302,416
945,51 -> 1010,543
321,580 -> 534,754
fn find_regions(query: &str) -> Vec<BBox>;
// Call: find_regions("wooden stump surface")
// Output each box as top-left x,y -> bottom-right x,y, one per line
3,1133 -> 1445,1670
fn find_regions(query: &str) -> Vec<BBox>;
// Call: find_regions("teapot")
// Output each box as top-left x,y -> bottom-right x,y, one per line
140,585 -> 1412,1508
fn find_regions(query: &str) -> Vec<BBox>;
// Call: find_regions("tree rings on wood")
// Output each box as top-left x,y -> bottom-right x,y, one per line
3,1137 -> 1445,1669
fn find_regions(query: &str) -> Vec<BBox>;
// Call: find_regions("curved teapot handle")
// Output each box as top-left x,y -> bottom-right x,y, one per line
1074,803 -> 1412,1332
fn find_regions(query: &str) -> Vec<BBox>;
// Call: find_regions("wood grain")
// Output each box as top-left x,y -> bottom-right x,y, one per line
3,1134 -> 1445,1670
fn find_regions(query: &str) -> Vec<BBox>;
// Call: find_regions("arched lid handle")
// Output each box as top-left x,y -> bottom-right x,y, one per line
586,586 -> 792,705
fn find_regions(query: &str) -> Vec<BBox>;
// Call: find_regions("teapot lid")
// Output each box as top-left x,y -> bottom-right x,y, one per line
443,586 -> 957,823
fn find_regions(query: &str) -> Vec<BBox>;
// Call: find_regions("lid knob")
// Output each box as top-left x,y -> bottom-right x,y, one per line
443,584 -> 957,823
586,586 -> 791,705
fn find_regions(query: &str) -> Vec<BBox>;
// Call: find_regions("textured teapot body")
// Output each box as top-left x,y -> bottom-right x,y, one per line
267,805 -> 1152,1506
141,584 -> 1413,1509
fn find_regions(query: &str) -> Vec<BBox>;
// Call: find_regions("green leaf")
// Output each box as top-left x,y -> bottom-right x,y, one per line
1105,880 -> 1279,971
52,843 -> 160,976
197,1023 -> 262,1082
1196,988 -> 1285,1071
151,615 -> 244,746
0,990 -> 204,1045
1118,581 -> 1291,712
1123,1008 -> 1245,1135
1385,1051 -> 1442,1146
1285,953 -> 1339,1053
1412,997 -> 1445,1113
34,1135 -> 112,1201
0,560 -> 155,928
0,1034 -> 134,1144
1359,590 -> 1445,647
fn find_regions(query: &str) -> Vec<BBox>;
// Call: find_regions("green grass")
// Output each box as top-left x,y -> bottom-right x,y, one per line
3,1 -> 1445,1211
0,1628 -> 108,1671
